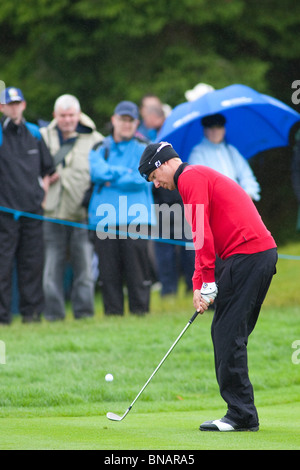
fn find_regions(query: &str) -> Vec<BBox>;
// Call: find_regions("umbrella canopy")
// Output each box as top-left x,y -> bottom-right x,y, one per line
156,84 -> 300,161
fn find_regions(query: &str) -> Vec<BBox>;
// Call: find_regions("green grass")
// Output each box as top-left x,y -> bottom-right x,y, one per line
0,242 -> 300,450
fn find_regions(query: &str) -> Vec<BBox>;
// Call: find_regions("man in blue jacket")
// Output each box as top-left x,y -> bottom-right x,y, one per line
0,87 -> 55,324
88,101 -> 156,315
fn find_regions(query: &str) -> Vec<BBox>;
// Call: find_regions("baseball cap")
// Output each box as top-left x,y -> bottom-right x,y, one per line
0,87 -> 25,105
114,101 -> 139,120
139,142 -> 179,181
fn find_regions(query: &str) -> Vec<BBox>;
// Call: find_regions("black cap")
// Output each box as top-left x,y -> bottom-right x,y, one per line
138,142 -> 179,181
201,113 -> 226,128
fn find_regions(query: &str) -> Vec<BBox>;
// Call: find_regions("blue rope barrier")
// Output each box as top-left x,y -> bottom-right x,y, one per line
0,206 -> 193,247
277,254 -> 300,260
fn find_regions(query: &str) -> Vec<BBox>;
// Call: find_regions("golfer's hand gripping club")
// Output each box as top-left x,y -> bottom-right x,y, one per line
200,282 -> 218,304
193,282 -> 218,312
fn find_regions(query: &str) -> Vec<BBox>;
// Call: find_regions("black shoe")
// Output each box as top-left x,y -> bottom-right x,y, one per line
200,417 -> 259,432
44,315 -> 65,322
22,312 -> 41,324
74,313 -> 94,320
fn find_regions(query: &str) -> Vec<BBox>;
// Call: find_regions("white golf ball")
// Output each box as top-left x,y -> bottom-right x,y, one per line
105,373 -> 114,382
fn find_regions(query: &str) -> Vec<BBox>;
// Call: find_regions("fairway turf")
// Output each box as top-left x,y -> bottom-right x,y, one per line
0,245 -> 300,450
0,403 -> 299,450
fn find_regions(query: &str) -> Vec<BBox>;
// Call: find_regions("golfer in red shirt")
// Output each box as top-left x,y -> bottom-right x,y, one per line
139,142 -> 277,432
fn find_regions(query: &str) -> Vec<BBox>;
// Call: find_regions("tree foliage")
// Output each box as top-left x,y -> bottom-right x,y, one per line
0,0 -> 299,129
0,0 -> 299,242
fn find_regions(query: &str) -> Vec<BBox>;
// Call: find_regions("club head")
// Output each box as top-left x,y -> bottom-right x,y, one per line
107,407 -> 131,422
107,412 -> 123,421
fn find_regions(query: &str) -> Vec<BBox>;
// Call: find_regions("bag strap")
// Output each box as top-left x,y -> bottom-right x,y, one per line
92,137 -> 110,161
53,139 -> 76,167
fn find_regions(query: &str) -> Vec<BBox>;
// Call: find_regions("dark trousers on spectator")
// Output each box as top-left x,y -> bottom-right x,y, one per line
94,232 -> 152,315
213,248 -> 278,427
0,212 -> 44,324
43,221 -> 95,320
155,241 -> 194,296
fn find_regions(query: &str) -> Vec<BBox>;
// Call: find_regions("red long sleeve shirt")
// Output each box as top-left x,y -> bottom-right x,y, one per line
175,164 -> 277,290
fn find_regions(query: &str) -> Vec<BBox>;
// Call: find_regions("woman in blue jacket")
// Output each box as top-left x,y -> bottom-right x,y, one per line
88,101 -> 156,315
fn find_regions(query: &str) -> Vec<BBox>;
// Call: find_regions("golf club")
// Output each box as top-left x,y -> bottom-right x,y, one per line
107,310 -> 200,422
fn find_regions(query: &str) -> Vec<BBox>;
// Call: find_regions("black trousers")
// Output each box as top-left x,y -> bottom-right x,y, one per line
94,234 -> 152,315
0,213 -> 44,324
212,248 -> 278,427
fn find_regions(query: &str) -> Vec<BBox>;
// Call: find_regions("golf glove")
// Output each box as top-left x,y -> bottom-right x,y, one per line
200,282 -> 218,304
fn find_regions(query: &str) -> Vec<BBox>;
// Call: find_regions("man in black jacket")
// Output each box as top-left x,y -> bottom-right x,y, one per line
0,87 -> 56,324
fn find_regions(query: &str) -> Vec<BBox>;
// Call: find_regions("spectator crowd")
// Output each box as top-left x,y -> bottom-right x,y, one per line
0,85 -> 284,325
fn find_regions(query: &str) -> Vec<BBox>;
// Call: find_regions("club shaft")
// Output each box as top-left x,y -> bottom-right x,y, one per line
127,311 -> 199,412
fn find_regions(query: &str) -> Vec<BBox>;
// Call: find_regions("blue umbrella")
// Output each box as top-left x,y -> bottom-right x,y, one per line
156,84 -> 300,161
